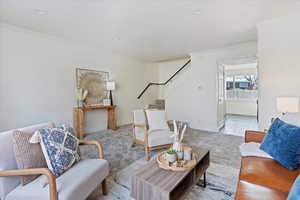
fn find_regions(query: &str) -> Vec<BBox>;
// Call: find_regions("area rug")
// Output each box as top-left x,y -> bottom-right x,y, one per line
93,159 -> 239,200
81,126 -> 243,200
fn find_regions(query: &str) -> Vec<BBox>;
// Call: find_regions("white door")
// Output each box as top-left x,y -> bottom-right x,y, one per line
217,64 -> 225,129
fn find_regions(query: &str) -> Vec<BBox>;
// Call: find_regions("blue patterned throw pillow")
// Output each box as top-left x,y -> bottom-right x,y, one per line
287,175 -> 300,200
57,124 -> 75,135
37,127 -> 80,177
56,124 -> 81,161
260,118 -> 300,170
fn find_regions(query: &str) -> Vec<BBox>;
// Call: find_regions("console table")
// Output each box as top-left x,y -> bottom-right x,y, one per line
73,105 -> 117,139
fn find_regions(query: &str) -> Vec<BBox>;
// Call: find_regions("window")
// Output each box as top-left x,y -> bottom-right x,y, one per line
225,74 -> 258,100
226,76 -> 234,90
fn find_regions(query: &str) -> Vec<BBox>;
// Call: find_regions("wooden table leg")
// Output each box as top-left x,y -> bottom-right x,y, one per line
74,108 -> 85,139
196,172 -> 207,188
203,172 -> 206,188
107,107 -> 117,130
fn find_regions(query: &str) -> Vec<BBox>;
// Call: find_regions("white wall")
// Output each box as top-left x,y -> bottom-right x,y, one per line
225,68 -> 257,76
257,14 -> 300,129
157,58 -> 190,99
226,99 -> 257,116
0,24 -> 159,132
158,42 -> 257,132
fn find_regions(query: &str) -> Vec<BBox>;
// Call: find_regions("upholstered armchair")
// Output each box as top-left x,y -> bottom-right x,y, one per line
132,109 -> 173,160
0,123 -> 109,200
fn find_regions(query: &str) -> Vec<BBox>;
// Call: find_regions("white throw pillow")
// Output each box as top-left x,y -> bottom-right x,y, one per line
30,131 -> 41,143
280,113 -> 300,127
239,142 -> 273,159
145,109 -> 169,131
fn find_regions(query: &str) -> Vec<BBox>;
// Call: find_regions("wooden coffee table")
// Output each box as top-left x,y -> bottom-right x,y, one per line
131,147 -> 210,200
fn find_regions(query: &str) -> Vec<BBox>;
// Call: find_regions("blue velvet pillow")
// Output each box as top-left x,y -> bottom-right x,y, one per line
260,118 -> 300,170
287,175 -> 300,200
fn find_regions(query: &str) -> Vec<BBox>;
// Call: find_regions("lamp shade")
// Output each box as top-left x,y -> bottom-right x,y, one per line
276,97 -> 299,113
106,81 -> 115,91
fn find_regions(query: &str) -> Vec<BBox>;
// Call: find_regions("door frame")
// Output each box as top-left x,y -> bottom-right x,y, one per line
217,56 -> 259,131
216,62 -> 225,130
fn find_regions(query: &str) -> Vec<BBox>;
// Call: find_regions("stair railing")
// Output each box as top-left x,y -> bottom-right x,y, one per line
137,59 -> 191,99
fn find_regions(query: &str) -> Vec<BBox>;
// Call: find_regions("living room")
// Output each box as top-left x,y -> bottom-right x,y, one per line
1,1 -> 300,200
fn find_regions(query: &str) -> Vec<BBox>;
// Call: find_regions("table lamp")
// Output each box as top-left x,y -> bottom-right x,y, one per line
106,81 -> 115,106
276,97 -> 299,116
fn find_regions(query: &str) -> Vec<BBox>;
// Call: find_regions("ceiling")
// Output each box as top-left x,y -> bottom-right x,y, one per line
222,56 -> 257,66
1,0 -> 300,61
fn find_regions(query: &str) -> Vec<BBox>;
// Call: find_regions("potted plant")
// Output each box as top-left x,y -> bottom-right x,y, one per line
166,149 -> 177,163
76,88 -> 88,108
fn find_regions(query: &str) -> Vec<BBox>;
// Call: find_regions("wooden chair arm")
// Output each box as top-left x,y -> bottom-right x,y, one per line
79,140 -> 104,159
245,130 -> 266,143
132,123 -> 149,145
0,168 -> 57,200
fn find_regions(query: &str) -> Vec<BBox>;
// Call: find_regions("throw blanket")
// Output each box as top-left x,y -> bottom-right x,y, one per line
239,142 -> 273,159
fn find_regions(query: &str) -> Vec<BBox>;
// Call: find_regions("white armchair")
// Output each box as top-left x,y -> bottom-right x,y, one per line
0,123 -> 109,200
132,109 -> 173,160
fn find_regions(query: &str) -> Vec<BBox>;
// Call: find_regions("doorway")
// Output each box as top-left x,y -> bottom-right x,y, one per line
218,57 -> 259,136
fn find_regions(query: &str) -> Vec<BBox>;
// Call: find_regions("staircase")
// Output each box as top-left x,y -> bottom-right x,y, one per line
137,59 -> 191,99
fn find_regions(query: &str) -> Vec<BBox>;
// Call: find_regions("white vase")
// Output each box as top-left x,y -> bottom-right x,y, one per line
172,142 -> 183,152
184,148 -> 192,161
177,151 -> 184,160
166,153 -> 177,163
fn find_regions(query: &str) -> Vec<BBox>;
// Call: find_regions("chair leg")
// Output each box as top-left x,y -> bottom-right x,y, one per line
131,140 -> 136,148
145,146 -> 150,161
102,179 -> 107,195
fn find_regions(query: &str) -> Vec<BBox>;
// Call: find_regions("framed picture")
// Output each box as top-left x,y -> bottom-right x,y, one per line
76,68 -> 109,105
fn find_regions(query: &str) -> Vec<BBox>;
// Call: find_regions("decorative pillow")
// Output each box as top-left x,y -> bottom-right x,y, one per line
260,118 -> 300,170
36,127 -> 80,177
31,124 -> 81,161
239,142 -> 273,159
287,175 -> 300,200
12,131 -> 47,185
57,124 -> 76,135
30,124 -> 76,143
145,109 -> 169,131
280,113 -> 300,163
57,124 -> 81,162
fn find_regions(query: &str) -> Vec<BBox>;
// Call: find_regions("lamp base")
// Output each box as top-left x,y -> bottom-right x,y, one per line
109,90 -> 113,106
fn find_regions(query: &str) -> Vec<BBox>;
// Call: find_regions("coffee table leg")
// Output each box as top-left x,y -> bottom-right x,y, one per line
203,172 -> 206,188
196,172 -> 207,188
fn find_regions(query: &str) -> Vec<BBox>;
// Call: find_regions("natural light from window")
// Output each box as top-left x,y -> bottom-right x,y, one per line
225,74 -> 258,100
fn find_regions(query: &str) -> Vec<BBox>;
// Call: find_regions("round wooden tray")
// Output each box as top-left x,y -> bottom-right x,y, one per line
156,148 -> 197,172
